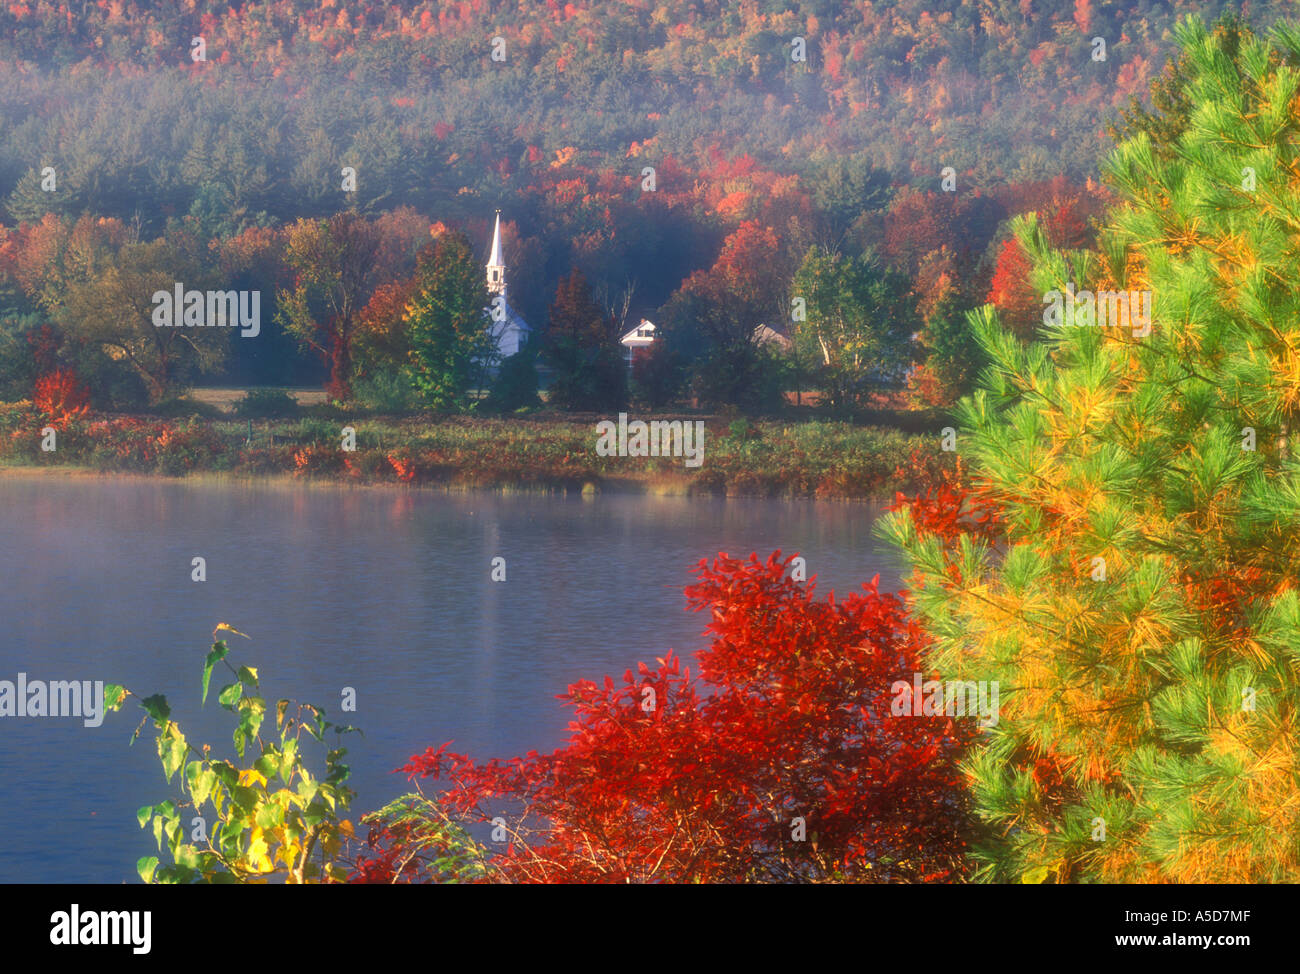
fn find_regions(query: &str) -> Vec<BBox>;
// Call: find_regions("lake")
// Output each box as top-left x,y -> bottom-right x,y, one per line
0,476 -> 901,882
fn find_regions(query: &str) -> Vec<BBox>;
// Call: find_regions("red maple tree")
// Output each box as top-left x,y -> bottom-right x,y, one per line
987,237 -> 1040,340
354,551 -> 977,883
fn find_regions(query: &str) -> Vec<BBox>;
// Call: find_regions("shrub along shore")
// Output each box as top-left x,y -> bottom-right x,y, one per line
0,402 -> 947,500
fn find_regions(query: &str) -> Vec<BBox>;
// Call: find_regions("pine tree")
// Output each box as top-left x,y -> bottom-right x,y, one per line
542,269 -> 626,413
485,337 -> 542,413
882,15 -> 1300,883
914,281 -> 984,407
1108,11 -> 1248,164
405,232 -> 495,412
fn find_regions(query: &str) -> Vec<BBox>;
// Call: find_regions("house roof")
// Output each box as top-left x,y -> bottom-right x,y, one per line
751,323 -> 791,348
620,319 -> 656,346
484,298 -> 531,335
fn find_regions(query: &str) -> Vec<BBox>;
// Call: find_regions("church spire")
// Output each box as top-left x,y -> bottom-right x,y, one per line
486,210 -> 506,295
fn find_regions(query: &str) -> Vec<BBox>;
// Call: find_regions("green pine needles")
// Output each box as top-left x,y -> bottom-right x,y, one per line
882,14 -> 1300,883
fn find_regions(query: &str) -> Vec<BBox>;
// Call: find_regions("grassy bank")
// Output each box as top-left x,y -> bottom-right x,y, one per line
0,403 -> 949,499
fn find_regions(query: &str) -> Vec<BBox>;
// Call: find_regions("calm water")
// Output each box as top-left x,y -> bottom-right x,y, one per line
0,476 -> 901,882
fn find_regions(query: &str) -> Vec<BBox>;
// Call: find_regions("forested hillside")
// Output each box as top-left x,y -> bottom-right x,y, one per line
0,1 -> 1270,405
1,0 -> 1260,199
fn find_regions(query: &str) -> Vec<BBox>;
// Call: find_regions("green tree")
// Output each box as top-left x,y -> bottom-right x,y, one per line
405,231 -> 495,412
882,15 -> 1300,883
630,339 -> 686,410
803,152 -> 894,252
657,281 -> 759,413
60,227 -> 225,403
915,285 -> 985,407
277,212 -> 382,400
791,246 -> 917,411
542,269 -> 626,412
485,337 -> 542,413
6,166 -> 80,224
1108,11 -> 1248,163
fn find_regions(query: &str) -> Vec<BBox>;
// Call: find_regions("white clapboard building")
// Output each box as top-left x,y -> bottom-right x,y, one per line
484,210 -> 532,359
619,318 -> 656,369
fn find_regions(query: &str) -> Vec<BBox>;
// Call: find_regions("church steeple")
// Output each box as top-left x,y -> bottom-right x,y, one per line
486,210 -> 506,296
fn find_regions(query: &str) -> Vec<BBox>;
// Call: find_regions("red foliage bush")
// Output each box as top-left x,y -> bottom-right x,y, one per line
33,368 -> 90,426
387,452 -> 417,482
889,450 -> 1004,588
292,443 -> 345,475
356,551 -> 977,883
890,450 -> 1002,546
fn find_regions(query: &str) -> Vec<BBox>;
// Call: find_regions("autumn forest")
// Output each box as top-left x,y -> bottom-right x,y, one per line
0,0 -> 1239,410
3,0 -> 1299,907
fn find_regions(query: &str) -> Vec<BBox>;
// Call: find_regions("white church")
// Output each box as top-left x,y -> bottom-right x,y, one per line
482,211 -> 660,369
484,211 -> 532,359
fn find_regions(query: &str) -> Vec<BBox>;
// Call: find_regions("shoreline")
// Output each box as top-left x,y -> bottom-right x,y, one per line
0,463 -> 898,503
0,407 -> 944,502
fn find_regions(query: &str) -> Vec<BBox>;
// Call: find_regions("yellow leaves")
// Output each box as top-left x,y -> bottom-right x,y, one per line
1058,377 -> 1118,436
1235,635 -> 1274,670
1117,250 -> 1151,293
275,838 -> 300,870
238,768 -> 267,789
246,827 -> 274,875
212,622 -> 250,640
319,820 -> 354,858
1167,722 -> 1300,882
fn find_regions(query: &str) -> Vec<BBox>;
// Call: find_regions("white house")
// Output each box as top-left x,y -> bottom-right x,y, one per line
619,318 -> 656,368
484,210 -> 532,359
